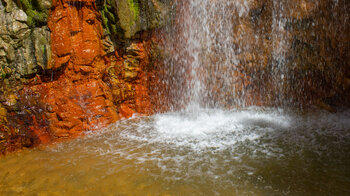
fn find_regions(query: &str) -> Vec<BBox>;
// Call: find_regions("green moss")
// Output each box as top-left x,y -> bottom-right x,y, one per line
99,0 -> 170,40
18,0 -> 48,27
32,11 -> 47,23
106,10 -> 116,22
19,0 -> 31,10
117,0 -> 141,38
0,65 -> 11,79
109,24 -> 116,35
101,11 -> 111,34
99,0 -> 129,39
128,0 -> 139,22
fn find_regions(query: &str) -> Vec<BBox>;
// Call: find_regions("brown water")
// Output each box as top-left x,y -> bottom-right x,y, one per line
1,107 -> 350,195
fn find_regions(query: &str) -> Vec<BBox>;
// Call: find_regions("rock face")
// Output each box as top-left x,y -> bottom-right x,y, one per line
0,0 -> 169,154
0,0 -> 51,77
21,0 -> 162,140
98,0 -> 170,39
104,42 -> 155,118
159,0 -> 349,109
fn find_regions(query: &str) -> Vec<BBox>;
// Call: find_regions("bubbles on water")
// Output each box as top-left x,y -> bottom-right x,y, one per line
40,107 -> 350,190
1,108 -> 349,195
84,108 -> 348,182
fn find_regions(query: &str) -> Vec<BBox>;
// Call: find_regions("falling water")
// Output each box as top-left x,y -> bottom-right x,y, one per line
163,0 -> 249,109
161,0 -> 349,109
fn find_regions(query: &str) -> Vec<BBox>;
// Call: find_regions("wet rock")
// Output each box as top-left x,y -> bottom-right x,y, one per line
23,0 -> 120,138
3,94 -> 18,107
0,1 -> 30,39
100,0 -> 170,39
104,39 -> 156,118
116,0 -> 140,38
48,1 -> 104,68
15,37 -> 37,76
119,103 -> 135,118
0,104 -> 7,124
283,0 -> 318,19
2,0 -> 16,12
123,58 -> 140,81
15,0 -> 50,27
37,0 -> 52,10
102,35 -> 115,54
9,7 -> 28,22
0,0 -> 162,154
33,27 -> 51,70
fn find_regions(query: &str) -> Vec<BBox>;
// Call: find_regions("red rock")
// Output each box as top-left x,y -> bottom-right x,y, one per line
119,104 -> 135,118
22,0 -> 119,140
2,0 -> 161,154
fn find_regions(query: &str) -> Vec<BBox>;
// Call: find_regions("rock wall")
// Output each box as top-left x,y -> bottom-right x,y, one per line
159,0 -> 349,110
0,0 -> 170,154
237,0 -> 350,109
228,0 -> 350,108
0,0 -> 51,77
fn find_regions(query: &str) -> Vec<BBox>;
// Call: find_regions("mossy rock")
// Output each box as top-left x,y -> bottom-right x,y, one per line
98,0 -> 125,39
16,0 -> 50,27
98,0 -> 171,40
0,65 -> 12,79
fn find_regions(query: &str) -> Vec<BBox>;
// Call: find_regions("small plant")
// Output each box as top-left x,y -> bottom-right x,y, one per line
0,65 -> 7,79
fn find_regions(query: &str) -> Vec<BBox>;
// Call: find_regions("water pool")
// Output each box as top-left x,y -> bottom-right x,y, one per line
1,107 -> 350,195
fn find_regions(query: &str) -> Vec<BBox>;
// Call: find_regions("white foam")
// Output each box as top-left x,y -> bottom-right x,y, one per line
40,107 -> 350,186
112,107 -> 293,156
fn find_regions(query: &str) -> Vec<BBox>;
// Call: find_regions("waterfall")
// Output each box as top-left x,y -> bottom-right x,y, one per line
163,0 -> 248,110
160,0 -> 349,110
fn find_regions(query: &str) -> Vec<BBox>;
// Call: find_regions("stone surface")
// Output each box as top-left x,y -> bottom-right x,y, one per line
0,104 -> 7,125
33,27 -> 51,70
1,0 -> 162,154
16,0 -> 50,27
162,0 -> 349,108
0,0 -> 51,77
0,0 -> 158,145
99,0 -> 170,39
26,0 -> 119,138
104,40 -> 155,118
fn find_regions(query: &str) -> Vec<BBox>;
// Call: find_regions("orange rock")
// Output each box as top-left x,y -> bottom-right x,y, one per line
3,0 -> 160,153
119,104 -> 135,119
135,84 -> 152,114
23,0 -> 119,140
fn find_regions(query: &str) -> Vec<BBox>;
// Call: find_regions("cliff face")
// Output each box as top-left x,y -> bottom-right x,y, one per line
0,0 -> 170,154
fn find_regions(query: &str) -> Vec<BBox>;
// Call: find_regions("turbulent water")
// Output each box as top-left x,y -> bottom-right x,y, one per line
1,108 -> 350,195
